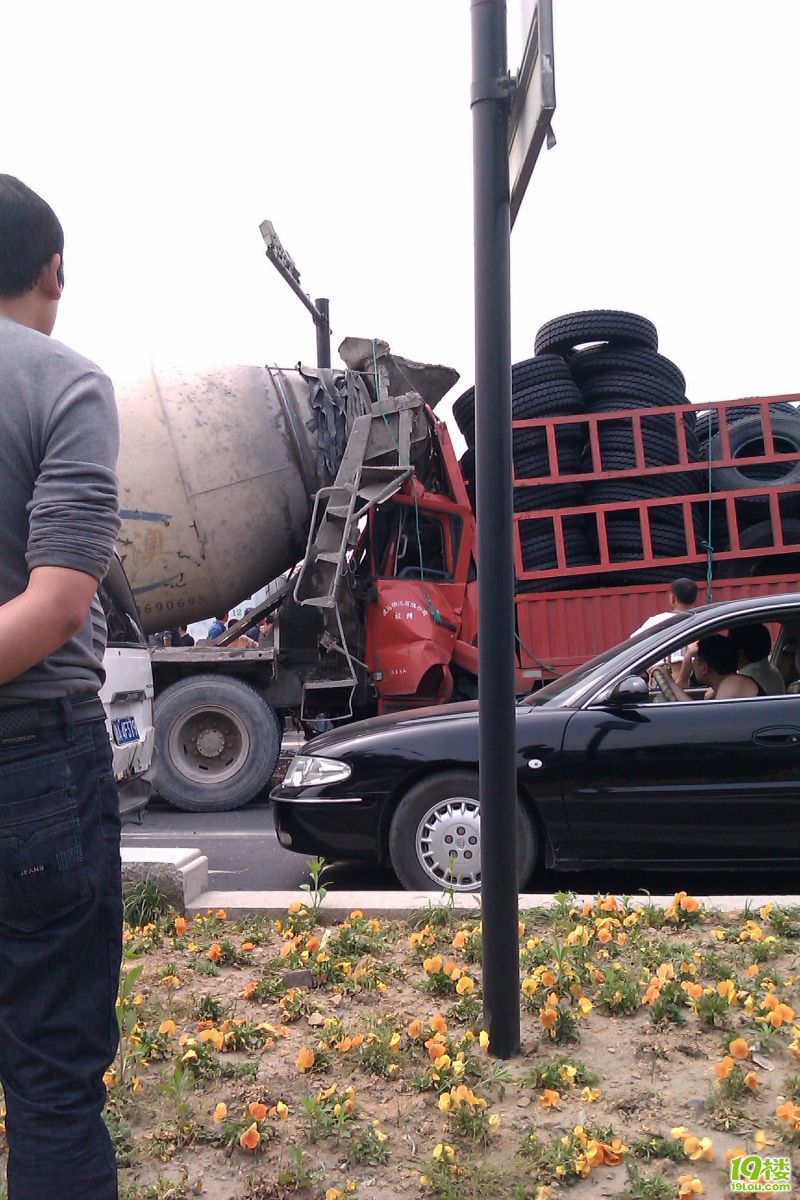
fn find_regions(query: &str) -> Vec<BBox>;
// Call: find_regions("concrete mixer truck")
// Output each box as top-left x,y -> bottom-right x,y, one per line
116,339 -> 484,812
116,334 -> 800,812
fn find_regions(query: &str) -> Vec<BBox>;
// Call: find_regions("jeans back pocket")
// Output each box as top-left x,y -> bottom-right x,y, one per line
0,786 -> 91,933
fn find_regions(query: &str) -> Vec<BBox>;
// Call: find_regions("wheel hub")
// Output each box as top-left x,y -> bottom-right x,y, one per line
417,798 -> 481,890
195,728 -> 226,759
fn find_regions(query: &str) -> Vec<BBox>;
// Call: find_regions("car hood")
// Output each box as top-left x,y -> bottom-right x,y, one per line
304,699 -> 480,756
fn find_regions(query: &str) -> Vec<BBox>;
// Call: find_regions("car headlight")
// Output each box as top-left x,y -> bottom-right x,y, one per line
285,755 -> 352,788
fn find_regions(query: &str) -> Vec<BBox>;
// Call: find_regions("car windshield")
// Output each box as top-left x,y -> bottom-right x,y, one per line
521,611 -> 693,708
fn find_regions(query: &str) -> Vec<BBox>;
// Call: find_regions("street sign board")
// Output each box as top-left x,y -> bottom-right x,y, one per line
508,0 -> 556,226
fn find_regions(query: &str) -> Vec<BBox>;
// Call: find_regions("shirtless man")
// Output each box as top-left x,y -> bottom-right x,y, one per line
661,634 -> 760,701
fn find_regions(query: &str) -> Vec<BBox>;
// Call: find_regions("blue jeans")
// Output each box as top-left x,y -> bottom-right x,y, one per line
0,713 -> 122,1200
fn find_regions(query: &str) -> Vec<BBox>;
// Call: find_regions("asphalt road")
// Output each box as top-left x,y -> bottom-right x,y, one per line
122,791 -> 800,898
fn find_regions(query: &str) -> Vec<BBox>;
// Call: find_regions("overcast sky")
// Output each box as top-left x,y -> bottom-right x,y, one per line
4,0 -> 799,420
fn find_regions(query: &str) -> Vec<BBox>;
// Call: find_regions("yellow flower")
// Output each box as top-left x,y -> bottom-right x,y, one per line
325,1190 -> 343,1200
213,1102 -> 228,1123
158,1019 -> 176,1036
677,1176 -> 704,1197
423,955 -> 443,974
479,1030 -> 489,1050
581,1086 -> 601,1102
683,1135 -> 713,1162
488,1113 -> 500,1132
438,1092 -> 452,1112
432,1143 -> 455,1161
456,976 -> 475,996
577,996 -> 593,1016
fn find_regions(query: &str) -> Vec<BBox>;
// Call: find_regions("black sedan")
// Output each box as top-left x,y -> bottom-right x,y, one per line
271,592 -> 800,891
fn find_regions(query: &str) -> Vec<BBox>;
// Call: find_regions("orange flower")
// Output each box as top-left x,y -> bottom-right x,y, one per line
679,894 -> 700,913
681,981 -> 703,1000
744,1071 -> 759,1091
241,981 -> 257,999
174,916 -> 188,936
239,1122 -> 260,1150
598,894 -> 619,912
597,927 -> 613,944
407,1019 -> 424,1039
729,1037 -> 749,1060
295,1046 -> 315,1072
427,1040 -> 447,1062
442,960 -> 459,978
241,941 -> 255,951
215,908 -> 227,919
248,1101 -> 268,1120
714,1056 -> 733,1079
159,1019 -> 176,1036
767,1002 -> 795,1028
430,1014 -> 448,1035
539,1088 -> 561,1107
540,1003 -> 557,1029
306,936 -> 321,953
207,942 -> 222,962
451,931 -> 468,949
423,955 -> 443,974
717,979 -> 736,999
336,1037 -> 354,1052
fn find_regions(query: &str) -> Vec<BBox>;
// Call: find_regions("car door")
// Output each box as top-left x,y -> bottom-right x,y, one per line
560,692 -> 800,865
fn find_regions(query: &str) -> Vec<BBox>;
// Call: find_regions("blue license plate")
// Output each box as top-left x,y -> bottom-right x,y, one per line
112,716 -> 140,746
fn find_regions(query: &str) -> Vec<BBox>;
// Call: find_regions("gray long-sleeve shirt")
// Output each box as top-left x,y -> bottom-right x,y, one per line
0,315 -> 120,702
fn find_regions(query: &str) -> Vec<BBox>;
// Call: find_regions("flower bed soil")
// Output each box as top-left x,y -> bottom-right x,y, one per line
6,892 -> 798,1200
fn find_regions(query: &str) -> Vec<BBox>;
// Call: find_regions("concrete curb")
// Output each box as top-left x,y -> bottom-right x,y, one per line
121,848 -> 798,918
121,847 -> 208,910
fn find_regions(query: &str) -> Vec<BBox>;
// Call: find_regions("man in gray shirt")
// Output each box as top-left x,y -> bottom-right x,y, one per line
0,176 -> 122,1199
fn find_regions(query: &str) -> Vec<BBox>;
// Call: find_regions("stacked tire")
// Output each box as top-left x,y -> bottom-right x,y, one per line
453,308 -> 800,591
454,355 -> 595,587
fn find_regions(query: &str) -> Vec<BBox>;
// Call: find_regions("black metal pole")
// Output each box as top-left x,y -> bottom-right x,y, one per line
315,297 -> 331,368
471,0 -> 520,1059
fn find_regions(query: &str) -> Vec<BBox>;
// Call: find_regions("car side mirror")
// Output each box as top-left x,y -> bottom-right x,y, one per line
604,675 -> 650,706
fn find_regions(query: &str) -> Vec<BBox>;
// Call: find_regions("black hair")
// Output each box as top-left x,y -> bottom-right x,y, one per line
730,622 -> 772,663
671,577 -> 698,606
0,175 -> 64,298
696,634 -> 737,676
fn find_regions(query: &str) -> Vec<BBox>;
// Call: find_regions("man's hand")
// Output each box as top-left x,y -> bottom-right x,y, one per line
0,565 -> 99,687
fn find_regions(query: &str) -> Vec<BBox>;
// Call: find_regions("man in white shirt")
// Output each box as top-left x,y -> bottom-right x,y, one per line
630,578 -> 699,667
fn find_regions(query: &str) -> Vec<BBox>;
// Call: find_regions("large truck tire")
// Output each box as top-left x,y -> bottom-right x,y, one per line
154,674 -> 281,812
568,346 -> 686,393
715,519 -> 800,578
709,415 -> 800,493
534,310 -> 658,356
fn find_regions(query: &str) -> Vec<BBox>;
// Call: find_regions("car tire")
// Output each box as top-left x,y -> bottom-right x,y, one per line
388,771 -> 537,892
535,310 -> 658,356
155,674 -> 281,811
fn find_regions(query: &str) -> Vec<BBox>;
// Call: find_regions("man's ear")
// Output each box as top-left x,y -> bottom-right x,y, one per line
37,253 -> 63,300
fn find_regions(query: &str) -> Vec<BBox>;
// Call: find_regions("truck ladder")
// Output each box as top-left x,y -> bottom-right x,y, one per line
294,393 -> 421,720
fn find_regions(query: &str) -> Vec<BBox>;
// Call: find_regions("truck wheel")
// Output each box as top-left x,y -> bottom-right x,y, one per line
388,771 -> 537,892
535,310 -> 658,356
155,675 -> 281,811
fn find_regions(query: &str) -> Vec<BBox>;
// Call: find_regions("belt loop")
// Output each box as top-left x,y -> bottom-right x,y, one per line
60,696 -> 75,743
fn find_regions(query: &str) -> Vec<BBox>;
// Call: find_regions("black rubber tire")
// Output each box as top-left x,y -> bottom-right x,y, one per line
696,401 -> 800,445
154,675 -> 281,811
513,354 -> 572,389
514,482 -> 585,512
714,519 -> 800,579
388,770 -> 537,892
568,346 -> 686,393
535,310 -> 658,356
581,373 -> 686,409
450,356 -> 574,444
709,415 -> 800,492
512,379 -> 584,419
